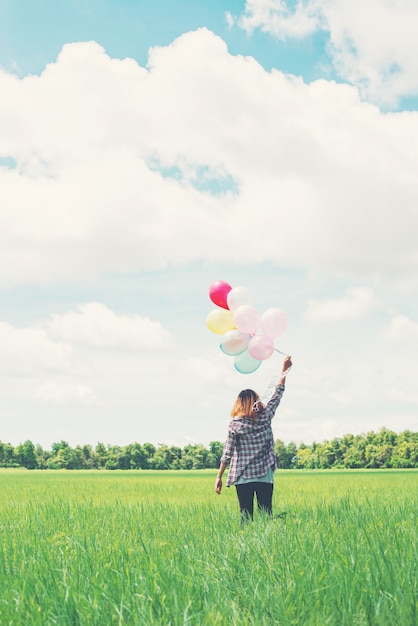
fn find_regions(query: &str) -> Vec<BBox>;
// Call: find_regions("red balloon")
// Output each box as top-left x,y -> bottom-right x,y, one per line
209,281 -> 232,310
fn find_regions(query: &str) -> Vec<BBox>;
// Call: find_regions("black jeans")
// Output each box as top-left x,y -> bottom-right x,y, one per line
235,482 -> 273,521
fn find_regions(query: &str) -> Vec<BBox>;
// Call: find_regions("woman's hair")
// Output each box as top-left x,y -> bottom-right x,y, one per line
230,389 -> 264,419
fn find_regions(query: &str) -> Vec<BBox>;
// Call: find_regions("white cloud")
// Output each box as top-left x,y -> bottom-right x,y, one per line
34,380 -> 101,407
0,29 -> 418,448
227,0 -> 320,39
232,0 -> 418,106
48,302 -> 173,350
383,314 -> 418,344
0,31 -> 417,290
0,301 -> 173,418
178,356 -> 232,385
0,321 -> 72,375
0,302 -> 171,381
1,286 -> 417,446
304,286 -> 377,322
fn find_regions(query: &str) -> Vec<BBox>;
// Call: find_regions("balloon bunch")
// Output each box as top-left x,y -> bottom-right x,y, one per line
206,280 -> 288,374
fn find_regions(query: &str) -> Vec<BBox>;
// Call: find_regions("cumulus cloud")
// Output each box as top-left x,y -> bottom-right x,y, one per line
0,321 -> 72,375
48,302 -> 173,350
0,29 -> 417,290
383,314 -> 418,344
227,0 -> 320,39
0,301 -> 172,417
304,286 -> 378,322
0,303 -> 171,378
231,0 -> 418,107
2,26 -> 417,447
34,380 -> 101,407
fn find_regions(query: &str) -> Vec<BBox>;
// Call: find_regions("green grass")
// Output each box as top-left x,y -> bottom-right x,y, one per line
0,469 -> 417,625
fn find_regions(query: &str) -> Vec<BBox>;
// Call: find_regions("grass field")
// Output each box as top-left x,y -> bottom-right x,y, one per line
0,469 -> 417,625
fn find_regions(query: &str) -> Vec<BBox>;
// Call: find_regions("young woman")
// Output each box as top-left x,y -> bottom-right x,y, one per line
215,355 -> 292,521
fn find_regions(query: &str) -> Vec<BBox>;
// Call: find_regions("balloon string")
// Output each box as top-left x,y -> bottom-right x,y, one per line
274,348 -> 289,356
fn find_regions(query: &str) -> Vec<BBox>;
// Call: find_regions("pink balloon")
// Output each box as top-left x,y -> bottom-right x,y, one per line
248,335 -> 274,360
209,281 -> 232,310
260,308 -> 287,339
233,305 -> 260,334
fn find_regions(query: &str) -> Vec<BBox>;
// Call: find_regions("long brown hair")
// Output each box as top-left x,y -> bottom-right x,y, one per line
230,389 -> 264,420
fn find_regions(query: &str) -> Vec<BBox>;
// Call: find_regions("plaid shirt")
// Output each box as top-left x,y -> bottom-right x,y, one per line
221,385 -> 285,487
220,384 -> 285,487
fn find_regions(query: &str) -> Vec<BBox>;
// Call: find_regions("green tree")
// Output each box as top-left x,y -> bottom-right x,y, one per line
95,442 -> 109,468
191,445 -> 209,469
149,445 -> 182,469
168,446 -> 182,469
296,445 -> 316,469
180,444 -> 209,469
48,448 -> 69,469
15,440 -> 37,469
208,441 -> 223,468
275,439 -> 290,469
116,444 -> 133,470
375,427 -> 397,447
274,439 -> 297,469
70,445 -> 90,469
342,434 -> 366,468
129,442 -> 151,469
329,437 -> 344,468
48,441 -> 74,469
104,445 -> 123,470
80,444 -> 96,469
285,442 -> 298,468
142,443 -> 156,468
0,441 -> 16,467
153,445 -> 174,470
391,440 -> 412,468
35,444 -> 49,469
316,440 -> 335,469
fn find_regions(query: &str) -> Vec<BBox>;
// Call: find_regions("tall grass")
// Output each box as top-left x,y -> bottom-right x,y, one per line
0,470 -> 417,625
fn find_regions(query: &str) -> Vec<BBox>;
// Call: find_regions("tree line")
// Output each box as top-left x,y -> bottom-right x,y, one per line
1,427 -> 418,470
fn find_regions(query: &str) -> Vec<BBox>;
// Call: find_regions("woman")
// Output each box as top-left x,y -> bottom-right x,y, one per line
215,355 -> 292,521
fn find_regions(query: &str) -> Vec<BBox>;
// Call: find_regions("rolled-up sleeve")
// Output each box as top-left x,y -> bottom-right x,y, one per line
220,429 -> 236,465
262,384 -> 285,422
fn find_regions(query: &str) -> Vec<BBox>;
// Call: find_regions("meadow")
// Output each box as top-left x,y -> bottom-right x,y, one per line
0,469 -> 417,626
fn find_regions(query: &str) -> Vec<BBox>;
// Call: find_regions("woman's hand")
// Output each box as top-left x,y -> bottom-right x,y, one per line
278,355 -> 292,384
283,355 -> 292,372
215,477 -> 223,494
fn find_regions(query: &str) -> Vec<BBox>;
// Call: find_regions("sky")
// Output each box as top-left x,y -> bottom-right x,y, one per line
1,0 -> 418,450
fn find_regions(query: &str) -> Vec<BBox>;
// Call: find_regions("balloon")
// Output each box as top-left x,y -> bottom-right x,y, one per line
234,350 -> 262,374
248,334 -> 274,360
227,286 -> 252,312
206,309 -> 235,334
260,308 -> 287,339
233,305 -> 260,334
220,330 -> 249,356
209,281 -> 232,310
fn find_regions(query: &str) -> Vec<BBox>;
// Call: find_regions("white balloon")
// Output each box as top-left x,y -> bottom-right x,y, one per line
220,330 -> 249,356
227,286 -> 253,312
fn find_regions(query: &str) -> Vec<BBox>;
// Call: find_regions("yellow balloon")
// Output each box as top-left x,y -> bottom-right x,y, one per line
206,309 -> 235,334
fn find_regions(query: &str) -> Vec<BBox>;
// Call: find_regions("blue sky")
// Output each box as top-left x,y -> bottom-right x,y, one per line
1,0 -> 329,81
1,0 -> 418,449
